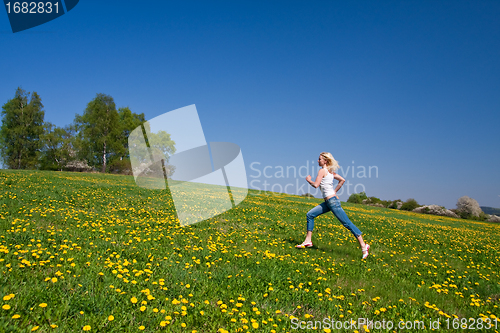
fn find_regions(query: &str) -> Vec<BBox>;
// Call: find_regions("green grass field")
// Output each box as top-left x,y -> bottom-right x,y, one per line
0,170 -> 499,332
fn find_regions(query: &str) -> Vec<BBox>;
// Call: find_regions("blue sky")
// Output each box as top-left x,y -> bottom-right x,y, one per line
1,1 -> 499,209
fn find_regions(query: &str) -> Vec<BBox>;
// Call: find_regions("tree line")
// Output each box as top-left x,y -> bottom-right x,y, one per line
0,87 -> 147,174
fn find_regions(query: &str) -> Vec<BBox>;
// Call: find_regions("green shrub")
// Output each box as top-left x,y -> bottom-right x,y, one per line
368,196 -> 382,204
388,200 -> 402,209
347,191 -> 368,204
107,158 -> 132,175
478,212 -> 489,221
380,200 -> 392,208
456,210 -> 489,222
400,198 -> 420,211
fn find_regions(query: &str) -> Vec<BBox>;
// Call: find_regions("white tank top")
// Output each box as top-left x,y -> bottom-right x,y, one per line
320,168 -> 335,198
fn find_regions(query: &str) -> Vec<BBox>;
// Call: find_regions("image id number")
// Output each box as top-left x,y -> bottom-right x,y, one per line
5,2 -> 59,14
445,317 -> 498,330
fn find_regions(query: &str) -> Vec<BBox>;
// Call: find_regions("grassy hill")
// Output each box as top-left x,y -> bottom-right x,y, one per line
481,206 -> 500,217
0,170 -> 499,332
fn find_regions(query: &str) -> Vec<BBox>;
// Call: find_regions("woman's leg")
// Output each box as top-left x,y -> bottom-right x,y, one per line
327,197 -> 370,257
300,201 -> 330,245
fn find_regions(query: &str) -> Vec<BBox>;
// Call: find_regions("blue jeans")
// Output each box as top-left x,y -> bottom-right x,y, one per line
306,197 -> 362,237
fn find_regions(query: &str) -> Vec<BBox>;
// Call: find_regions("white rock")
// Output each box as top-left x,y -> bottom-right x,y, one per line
488,215 -> 500,223
413,205 -> 459,218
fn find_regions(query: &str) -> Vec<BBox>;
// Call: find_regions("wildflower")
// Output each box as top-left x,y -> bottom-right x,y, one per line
131,297 -> 138,304
2,304 -> 11,310
108,315 -> 114,321
12,314 -> 20,319
83,325 -> 91,331
39,303 -> 47,308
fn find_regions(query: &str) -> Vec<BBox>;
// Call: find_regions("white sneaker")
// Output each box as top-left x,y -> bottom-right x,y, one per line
362,244 -> 370,259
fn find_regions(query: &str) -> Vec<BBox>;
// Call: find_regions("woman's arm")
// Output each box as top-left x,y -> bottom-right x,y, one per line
306,169 -> 327,188
333,173 -> 345,194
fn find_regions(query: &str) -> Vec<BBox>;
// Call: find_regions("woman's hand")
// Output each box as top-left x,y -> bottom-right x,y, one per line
333,173 -> 345,194
306,175 -> 312,182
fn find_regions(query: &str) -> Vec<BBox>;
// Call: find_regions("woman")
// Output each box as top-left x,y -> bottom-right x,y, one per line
296,152 -> 370,259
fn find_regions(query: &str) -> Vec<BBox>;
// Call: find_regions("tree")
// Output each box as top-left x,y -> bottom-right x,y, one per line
75,94 -> 122,173
129,121 -> 176,178
145,123 -> 176,163
456,196 -> 482,219
105,107 -> 146,174
117,107 -> 145,160
0,87 -> 45,169
39,123 -> 76,171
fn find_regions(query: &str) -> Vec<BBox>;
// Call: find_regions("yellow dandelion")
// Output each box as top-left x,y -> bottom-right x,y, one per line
160,321 -> 167,327
139,326 -> 145,330
31,326 -> 39,331
83,325 -> 91,331
39,303 -> 47,308
131,297 -> 138,304
108,315 -> 114,321
2,304 -> 11,310
252,322 -> 259,329
12,314 -> 20,319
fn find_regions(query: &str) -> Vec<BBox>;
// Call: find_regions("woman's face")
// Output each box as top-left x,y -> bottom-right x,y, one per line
318,155 -> 326,167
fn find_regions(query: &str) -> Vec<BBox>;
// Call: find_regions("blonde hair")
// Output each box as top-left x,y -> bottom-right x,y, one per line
320,152 -> 339,173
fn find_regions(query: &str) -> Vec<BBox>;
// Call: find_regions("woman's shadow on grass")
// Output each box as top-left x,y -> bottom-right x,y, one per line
284,238 -> 352,258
